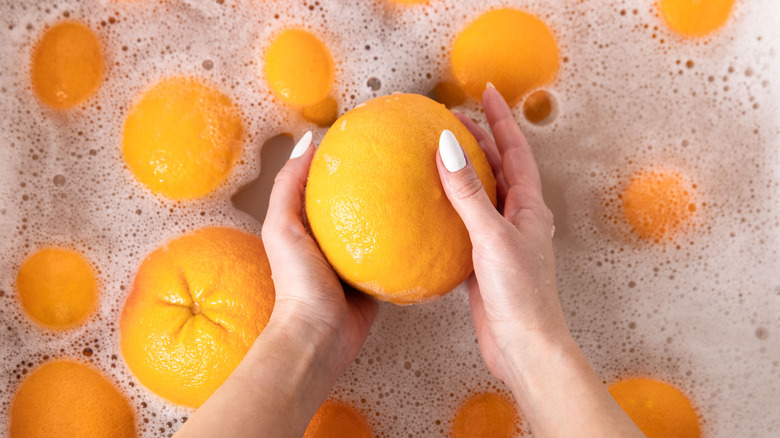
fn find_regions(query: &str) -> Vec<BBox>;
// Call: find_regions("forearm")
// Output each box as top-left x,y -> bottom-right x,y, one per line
505,331 -> 645,438
173,318 -> 340,438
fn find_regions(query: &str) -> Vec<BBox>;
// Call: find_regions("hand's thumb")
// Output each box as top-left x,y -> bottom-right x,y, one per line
437,130 -> 502,235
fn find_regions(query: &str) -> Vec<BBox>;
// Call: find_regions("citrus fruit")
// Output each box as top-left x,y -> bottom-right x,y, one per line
119,227 -> 275,408
16,247 -> 98,330
10,360 -> 136,438
31,21 -> 104,109
304,400 -> 373,438
609,378 -> 701,438
451,9 -> 559,106
122,76 -> 244,200
451,392 -> 519,438
305,93 -> 496,304
622,168 -> 695,242
302,95 -> 339,127
659,0 -> 735,37
264,28 -> 334,107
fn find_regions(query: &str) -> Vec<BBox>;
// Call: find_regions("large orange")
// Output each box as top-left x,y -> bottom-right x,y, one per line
305,93 -> 496,304
622,168 -> 695,242
119,227 -> 275,408
10,360 -> 136,438
609,378 -> 701,438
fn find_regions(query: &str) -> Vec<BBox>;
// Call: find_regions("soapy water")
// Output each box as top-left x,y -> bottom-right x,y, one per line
0,0 -> 779,436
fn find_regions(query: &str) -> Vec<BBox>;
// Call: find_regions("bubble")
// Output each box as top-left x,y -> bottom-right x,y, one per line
52,175 -> 66,187
755,327 -> 769,340
367,77 -> 382,91
202,59 -> 214,70
522,89 -> 557,125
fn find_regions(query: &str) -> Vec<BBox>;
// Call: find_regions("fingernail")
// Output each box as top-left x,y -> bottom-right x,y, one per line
439,130 -> 466,172
486,81 -> 496,90
290,131 -> 312,159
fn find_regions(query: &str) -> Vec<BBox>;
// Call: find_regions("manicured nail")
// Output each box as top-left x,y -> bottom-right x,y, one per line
486,81 -> 496,90
439,130 -> 466,172
290,131 -> 312,159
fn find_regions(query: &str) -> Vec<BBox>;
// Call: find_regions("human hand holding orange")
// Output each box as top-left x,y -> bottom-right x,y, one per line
174,133 -> 377,438
436,86 -> 645,438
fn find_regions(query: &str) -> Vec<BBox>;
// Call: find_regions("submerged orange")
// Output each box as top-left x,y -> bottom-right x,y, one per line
451,392 -> 519,438
304,400 -> 373,438
10,360 -> 136,438
305,93 -> 496,304
120,227 -> 274,408
609,378 -> 701,438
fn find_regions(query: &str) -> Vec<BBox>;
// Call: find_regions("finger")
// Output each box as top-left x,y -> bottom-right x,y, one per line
262,131 -> 315,249
453,112 -> 509,202
482,87 -> 544,197
482,87 -> 547,219
436,129 -> 504,237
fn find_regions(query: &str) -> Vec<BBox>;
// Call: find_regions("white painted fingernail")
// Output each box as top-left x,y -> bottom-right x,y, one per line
439,130 -> 466,172
290,131 -> 312,159
486,81 -> 496,90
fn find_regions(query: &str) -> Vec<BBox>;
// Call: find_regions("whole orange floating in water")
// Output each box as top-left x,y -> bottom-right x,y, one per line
122,76 -> 244,200
304,400 -> 373,438
120,227 -> 274,408
451,392 -> 520,438
659,0 -> 735,37
622,168 -> 696,242
16,247 -> 98,330
10,360 -> 136,438
31,21 -> 104,109
305,93 -> 496,304
609,377 -> 701,438
451,8 -> 559,106
264,28 -> 334,107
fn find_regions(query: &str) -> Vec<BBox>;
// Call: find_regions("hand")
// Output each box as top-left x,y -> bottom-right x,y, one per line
438,87 -> 566,385
174,133 -> 377,438
261,131 -> 378,381
436,87 -> 644,438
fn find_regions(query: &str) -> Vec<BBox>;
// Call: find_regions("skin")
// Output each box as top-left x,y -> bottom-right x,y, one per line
174,88 -> 644,438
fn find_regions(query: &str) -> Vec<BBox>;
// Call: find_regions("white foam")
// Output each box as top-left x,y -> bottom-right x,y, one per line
0,0 -> 779,436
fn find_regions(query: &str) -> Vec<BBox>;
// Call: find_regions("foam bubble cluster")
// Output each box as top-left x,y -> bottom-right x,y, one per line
0,0 -> 778,437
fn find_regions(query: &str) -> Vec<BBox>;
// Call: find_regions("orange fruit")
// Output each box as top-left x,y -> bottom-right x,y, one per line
122,76 -> 244,200
451,392 -> 519,438
302,95 -> 339,127
433,81 -> 467,109
15,247 -> 98,330
264,28 -> 334,107
622,168 -> 695,242
609,378 -> 701,438
119,227 -> 274,408
659,0 -> 735,37
451,9 -> 559,106
10,360 -> 136,438
304,400 -> 373,438
31,21 -> 104,109
522,90 -> 555,125
305,93 -> 496,304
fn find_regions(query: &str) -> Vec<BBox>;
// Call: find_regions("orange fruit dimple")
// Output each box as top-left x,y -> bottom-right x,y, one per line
305,93 -> 496,305
659,0 -> 735,37
10,360 -> 136,438
304,400 -> 373,438
264,29 -> 334,107
119,227 -> 274,408
452,9 -> 559,106
609,378 -> 701,438
451,392 -> 519,438
31,21 -> 104,109
16,247 -> 98,330
622,169 -> 695,241
122,76 -> 244,200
